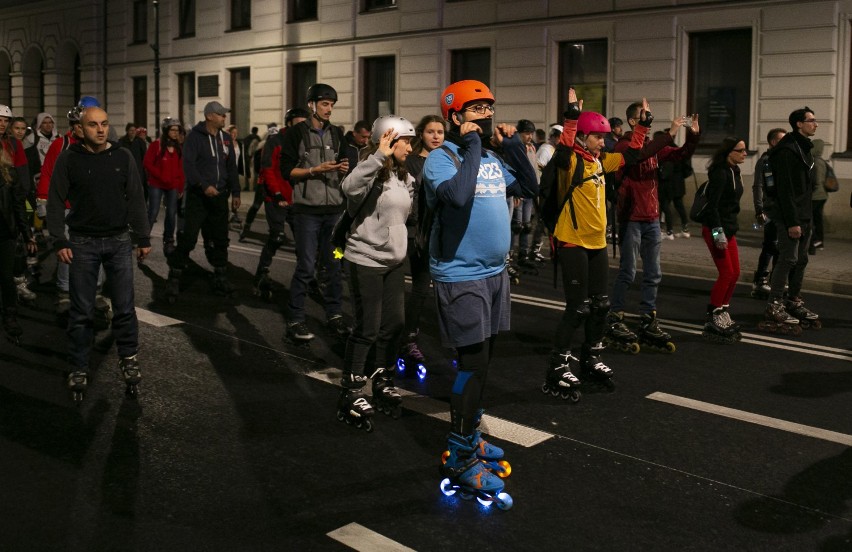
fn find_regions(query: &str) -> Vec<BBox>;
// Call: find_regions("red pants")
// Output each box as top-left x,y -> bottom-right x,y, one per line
702,226 -> 740,307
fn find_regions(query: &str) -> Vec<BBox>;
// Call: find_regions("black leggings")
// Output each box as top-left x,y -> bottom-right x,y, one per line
451,337 -> 496,435
403,238 -> 432,336
245,184 -> 267,228
553,246 -> 609,350
660,196 -> 689,232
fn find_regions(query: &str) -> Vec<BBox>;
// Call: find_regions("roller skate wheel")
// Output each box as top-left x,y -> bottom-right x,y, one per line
336,411 -> 345,422
439,478 -> 456,497
458,490 -> 474,501
496,492 -> 513,510
391,406 -> 402,420
628,342 -> 640,355
561,389 -> 581,403
416,365 -> 427,381
125,384 -> 138,399
441,450 -> 450,465
476,496 -> 494,508
364,419 -> 373,432
496,460 -> 512,478
602,378 -> 616,391
810,320 -> 823,330
665,342 -> 676,353
540,383 -> 549,394
396,358 -> 406,373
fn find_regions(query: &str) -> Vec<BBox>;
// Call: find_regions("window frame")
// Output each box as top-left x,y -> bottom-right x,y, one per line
556,39 -> 608,124
288,0 -> 318,23
450,48 -> 491,88
131,0 -> 148,45
177,0 -> 196,38
229,0 -> 251,31
362,55 -> 397,124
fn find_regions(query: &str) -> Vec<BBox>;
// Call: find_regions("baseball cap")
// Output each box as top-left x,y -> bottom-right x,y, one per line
204,101 -> 229,116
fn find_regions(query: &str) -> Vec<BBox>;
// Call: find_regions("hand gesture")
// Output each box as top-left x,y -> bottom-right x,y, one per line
687,113 -> 700,134
377,128 -> 397,157
491,123 -> 516,147
567,87 -> 584,111
459,121 -> 481,137
639,97 -> 652,124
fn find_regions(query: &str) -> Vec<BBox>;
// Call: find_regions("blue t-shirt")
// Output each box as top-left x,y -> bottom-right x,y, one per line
423,139 -> 516,282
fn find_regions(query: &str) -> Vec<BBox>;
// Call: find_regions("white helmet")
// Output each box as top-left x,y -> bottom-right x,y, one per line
370,115 -> 415,144
267,126 -> 279,137
0,105 -> 12,118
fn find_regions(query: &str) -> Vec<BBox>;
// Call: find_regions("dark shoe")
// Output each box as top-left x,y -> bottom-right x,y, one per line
287,321 -> 315,341
326,315 -> 351,338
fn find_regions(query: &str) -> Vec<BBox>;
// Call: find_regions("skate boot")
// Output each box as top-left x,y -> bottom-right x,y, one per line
579,342 -> 615,392
229,211 -> 243,231
326,314 -> 351,340
702,307 -> 739,344
439,432 -> 513,510
370,367 -> 402,418
603,311 -> 640,354
95,293 -> 113,329
211,266 -> 235,297
758,299 -> 803,336
165,268 -> 182,304
2,308 -> 23,345
253,267 -> 273,302
638,311 -> 676,353
119,355 -> 141,398
67,370 -> 87,403
541,348 -> 582,402
15,276 -> 37,304
26,255 -> 41,284
721,305 -> 742,336
285,321 -> 314,347
471,409 -> 510,477
516,249 -> 539,275
750,271 -> 771,300
337,373 -> 374,432
785,296 -> 822,330
529,242 -> 546,263
397,331 -> 427,380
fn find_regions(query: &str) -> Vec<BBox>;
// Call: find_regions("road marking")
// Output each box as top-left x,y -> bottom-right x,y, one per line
647,392 -> 852,446
327,523 -> 416,552
307,367 -> 553,448
136,307 -> 182,327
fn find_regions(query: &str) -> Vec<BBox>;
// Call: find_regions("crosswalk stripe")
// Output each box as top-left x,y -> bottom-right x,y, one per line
647,392 -> 852,446
135,307 -> 182,327
327,522 -> 416,552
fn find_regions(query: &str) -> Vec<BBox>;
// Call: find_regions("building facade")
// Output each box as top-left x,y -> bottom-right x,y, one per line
1,0 -> 851,231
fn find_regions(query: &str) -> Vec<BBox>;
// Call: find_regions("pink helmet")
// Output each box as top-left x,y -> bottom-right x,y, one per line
576,111 -> 611,136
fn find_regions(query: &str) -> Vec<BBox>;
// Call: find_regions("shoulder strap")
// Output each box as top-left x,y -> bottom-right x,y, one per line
439,144 -> 461,170
563,152 -> 590,230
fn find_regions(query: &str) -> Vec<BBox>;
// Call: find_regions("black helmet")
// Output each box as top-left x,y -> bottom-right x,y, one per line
516,119 -> 536,133
306,83 -> 338,104
608,117 -> 624,129
285,107 -> 311,125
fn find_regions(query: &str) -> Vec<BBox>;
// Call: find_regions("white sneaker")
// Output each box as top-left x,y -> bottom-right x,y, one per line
664,232 -> 675,240
675,231 -> 690,238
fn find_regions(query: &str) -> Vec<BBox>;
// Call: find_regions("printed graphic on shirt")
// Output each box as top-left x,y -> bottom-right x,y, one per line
475,161 -> 507,198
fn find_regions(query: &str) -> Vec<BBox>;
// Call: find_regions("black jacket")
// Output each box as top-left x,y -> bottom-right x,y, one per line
183,122 -> 240,196
0,166 -> 31,240
767,131 -> 814,227
703,164 -> 743,237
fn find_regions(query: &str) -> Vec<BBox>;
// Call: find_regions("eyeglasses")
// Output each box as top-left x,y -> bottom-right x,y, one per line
803,119 -> 818,124
464,104 -> 495,115
732,148 -> 747,153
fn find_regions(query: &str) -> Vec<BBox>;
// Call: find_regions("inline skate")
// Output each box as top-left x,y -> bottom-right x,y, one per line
506,255 -> 521,285
94,293 -> 113,330
785,296 -> 821,329
2,308 -> 23,345
119,355 -> 141,398
165,268 -> 182,304
603,311 -> 640,354
397,331 -> 427,380
750,271 -> 771,300
439,432 -> 513,510
285,321 -> 314,348
758,299 -> 803,336
15,276 -> 37,304
441,409 -> 511,477
253,267 -> 273,302
229,210 -> 243,232
638,311 -> 676,353
210,266 -> 235,297
721,305 -> 742,336
579,342 -> 615,392
702,307 -> 739,344
528,242 -> 546,263
541,348 -> 582,402
326,315 -> 351,341
370,367 -> 402,419
516,249 -> 540,276
67,370 -> 87,403
337,373 -> 374,432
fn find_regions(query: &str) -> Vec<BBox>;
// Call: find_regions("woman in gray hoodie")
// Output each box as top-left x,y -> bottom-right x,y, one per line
337,116 -> 415,427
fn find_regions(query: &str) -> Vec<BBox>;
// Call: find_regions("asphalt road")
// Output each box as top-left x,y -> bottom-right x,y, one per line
1,226 -> 850,552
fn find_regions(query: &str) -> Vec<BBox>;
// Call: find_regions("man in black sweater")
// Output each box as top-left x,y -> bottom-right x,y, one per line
47,107 -> 151,400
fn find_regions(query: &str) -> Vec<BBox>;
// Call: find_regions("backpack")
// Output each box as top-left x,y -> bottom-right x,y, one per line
689,181 -> 709,223
538,147 -> 586,233
296,121 -> 344,165
415,145 -> 458,255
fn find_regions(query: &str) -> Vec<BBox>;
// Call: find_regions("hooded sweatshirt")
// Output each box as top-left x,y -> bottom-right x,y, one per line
24,113 -> 59,163
182,121 -> 240,196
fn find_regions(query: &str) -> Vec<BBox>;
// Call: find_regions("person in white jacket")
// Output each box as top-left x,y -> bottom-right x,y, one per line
337,116 -> 415,428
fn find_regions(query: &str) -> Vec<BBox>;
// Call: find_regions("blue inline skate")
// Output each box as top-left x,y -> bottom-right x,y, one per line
439,432 -> 513,510
442,410 -> 511,478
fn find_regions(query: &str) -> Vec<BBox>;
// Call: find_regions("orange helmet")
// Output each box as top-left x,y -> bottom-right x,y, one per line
440,80 -> 495,120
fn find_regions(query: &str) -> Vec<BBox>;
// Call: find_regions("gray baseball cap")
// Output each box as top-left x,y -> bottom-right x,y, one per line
203,101 -> 229,116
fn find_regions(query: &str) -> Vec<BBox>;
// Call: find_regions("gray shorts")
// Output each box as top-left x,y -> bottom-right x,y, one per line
434,270 -> 511,348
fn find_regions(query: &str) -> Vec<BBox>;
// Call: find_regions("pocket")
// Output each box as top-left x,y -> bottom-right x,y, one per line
69,235 -> 92,245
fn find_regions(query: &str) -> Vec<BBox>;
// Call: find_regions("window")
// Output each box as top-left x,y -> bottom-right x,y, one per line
178,0 -> 196,38
451,48 -> 490,87
133,76 -> 148,130
363,0 -> 396,11
289,0 -> 317,22
289,62 -> 317,108
178,72 -> 196,126
687,29 -> 752,147
363,56 -> 395,123
230,67 -> 250,128
230,0 -> 251,30
132,0 -> 147,44
557,39 -> 608,121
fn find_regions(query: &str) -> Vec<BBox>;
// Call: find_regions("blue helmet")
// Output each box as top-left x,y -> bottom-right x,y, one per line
77,96 -> 101,108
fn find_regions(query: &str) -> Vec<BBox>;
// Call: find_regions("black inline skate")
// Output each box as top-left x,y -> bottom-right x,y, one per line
541,349 -> 582,402
67,370 -> 87,403
165,268 -> 182,304
119,355 -> 141,398
2,308 -> 23,345
604,311 -> 640,354
579,342 -> 615,392
253,267 -> 273,303
750,271 -> 771,300
326,315 -> 351,341
229,210 -> 243,232
702,307 -> 740,344
439,432 -> 513,510
285,321 -> 314,348
528,242 -> 546,263
638,311 -> 676,353
516,249 -> 540,276
210,266 -> 235,297
337,373 -> 374,432
370,367 -> 402,419
758,299 -> 803,336
506,257 -> 521,285
785,296 -> 821,329
397,331 -> 427,380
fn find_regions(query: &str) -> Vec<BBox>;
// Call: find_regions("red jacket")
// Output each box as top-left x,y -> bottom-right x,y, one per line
37,132 -> 77,201
259,131 -> 292,204
614,130 -> 699,222
143,140 -> 185,191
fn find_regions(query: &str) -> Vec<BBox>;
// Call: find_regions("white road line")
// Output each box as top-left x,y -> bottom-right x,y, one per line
307,367 -> 553,448
135,307 -> 182,327
647,392 -> 852,446
327,523 -> 416,552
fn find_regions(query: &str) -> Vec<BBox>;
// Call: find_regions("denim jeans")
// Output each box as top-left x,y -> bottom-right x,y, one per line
770,221 -> 811,299
67,232 -> 139,370
148,187 -> 179,244
611,220 -> 662,314
57,207 -> 105,292
287,212 -> 343,322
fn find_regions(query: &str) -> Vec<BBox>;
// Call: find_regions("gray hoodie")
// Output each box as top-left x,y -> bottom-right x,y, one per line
24,112 -> 59,163
341,150 -> 413,268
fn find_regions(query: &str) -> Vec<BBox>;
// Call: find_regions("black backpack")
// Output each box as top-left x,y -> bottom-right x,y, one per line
538,147 -> 586,233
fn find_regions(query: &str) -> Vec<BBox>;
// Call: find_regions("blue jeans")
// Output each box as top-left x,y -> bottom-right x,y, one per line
67,233 -> 139,370
57,207 -> 105,292
148,187 -> 179,244
287,212 -> 343,323
611,220 -> 662,314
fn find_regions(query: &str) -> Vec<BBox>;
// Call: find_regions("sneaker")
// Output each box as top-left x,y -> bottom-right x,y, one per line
664,231 -> 675,240
675,228 -> 691,238
287,321 -> 315,341
812,240 -> 824,250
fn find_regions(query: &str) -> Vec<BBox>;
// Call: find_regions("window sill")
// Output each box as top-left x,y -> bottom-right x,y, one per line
226,26 -> 251,33
360,7 -> 398,14
174,33 -> 196,40
287,17 -> 319,23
